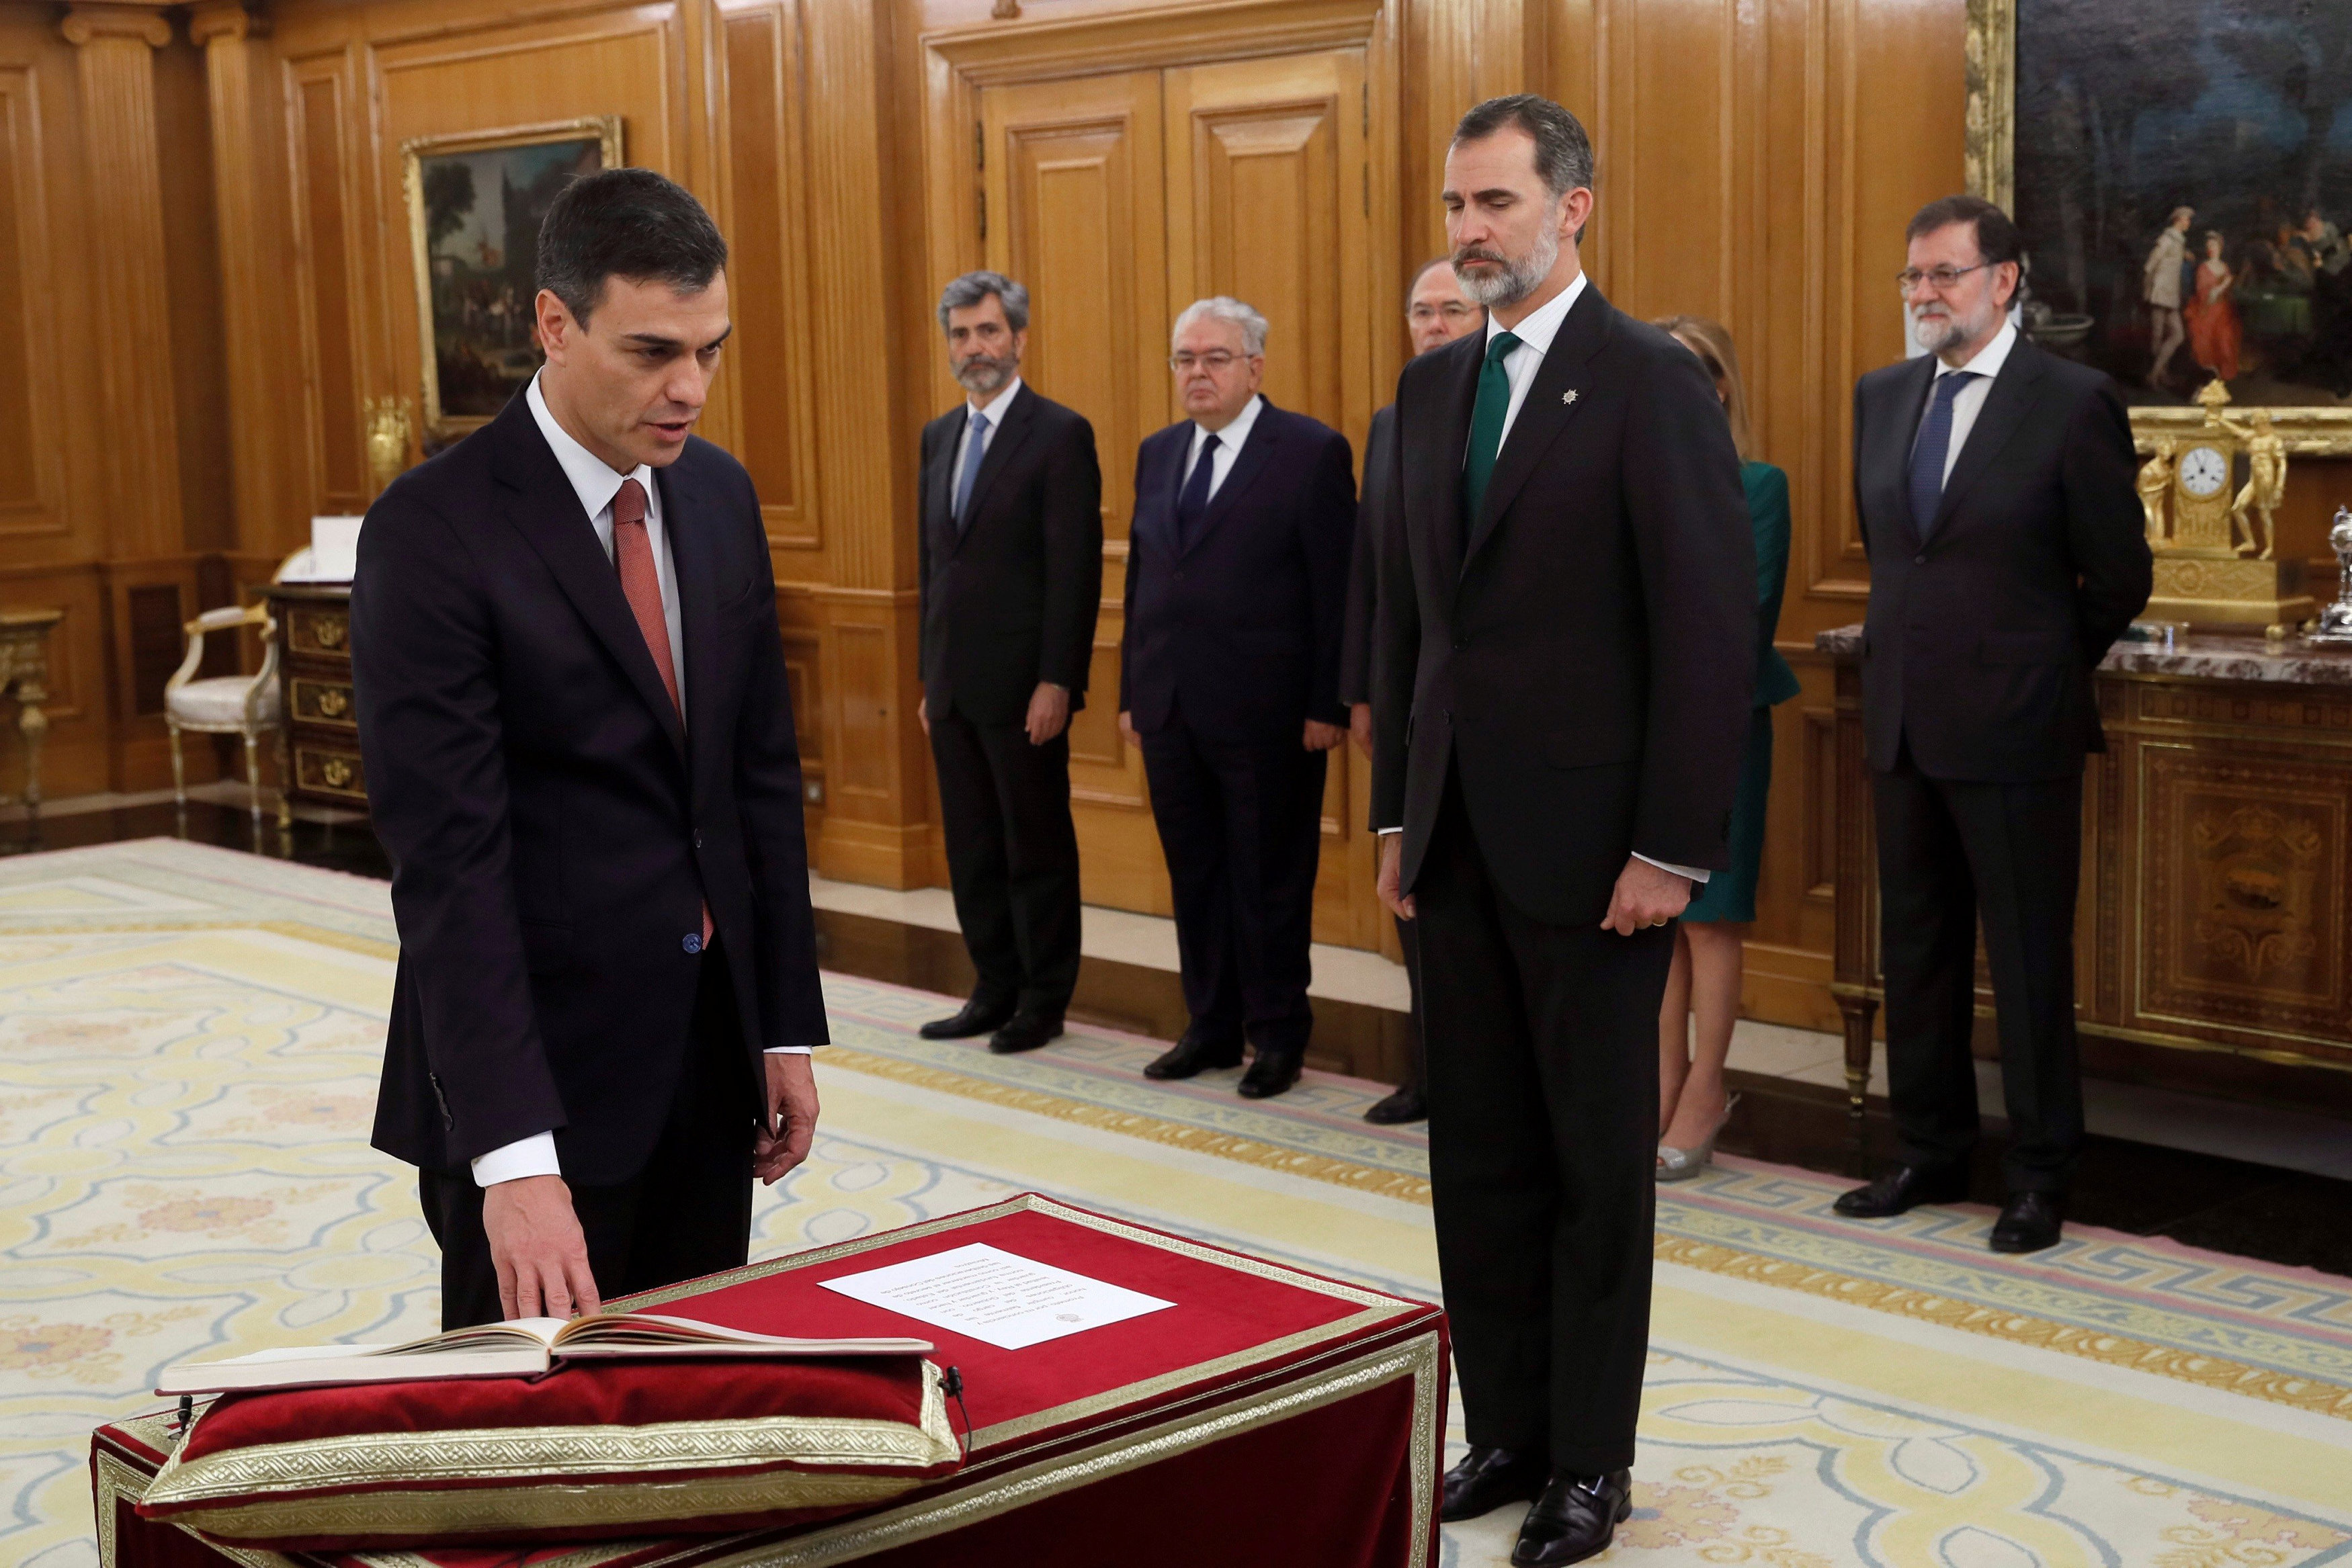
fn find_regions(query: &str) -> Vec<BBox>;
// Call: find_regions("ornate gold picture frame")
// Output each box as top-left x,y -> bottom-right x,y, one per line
403,116 -> 625,437
1966,0 -> 2352,455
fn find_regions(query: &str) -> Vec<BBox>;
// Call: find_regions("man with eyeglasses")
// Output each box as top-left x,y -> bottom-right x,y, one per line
1341,257 -> 1486,1125
1119,296 -> 1354,1100
1839,194 -> 2149,1257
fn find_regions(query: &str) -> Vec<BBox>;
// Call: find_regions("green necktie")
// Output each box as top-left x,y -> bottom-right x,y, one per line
1462,329 -> 1523,527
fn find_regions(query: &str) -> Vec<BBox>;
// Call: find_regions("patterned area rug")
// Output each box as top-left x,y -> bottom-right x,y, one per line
3,839 -> 2347,1567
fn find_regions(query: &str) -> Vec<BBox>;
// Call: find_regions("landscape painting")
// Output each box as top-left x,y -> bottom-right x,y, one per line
1992,0 -> 2352,441
404,118 -> 623,433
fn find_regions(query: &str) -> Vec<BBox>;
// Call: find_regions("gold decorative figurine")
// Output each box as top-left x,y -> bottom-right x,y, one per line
2136,437 -> 2174,545
2230,410 -> 2285,561
2142,380 -> 2312,639
364,397 -> 415,496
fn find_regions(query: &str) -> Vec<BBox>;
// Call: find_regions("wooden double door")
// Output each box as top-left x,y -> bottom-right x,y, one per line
962,46 -> 1389,950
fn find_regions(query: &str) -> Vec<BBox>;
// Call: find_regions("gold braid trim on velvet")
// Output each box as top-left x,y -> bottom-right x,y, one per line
138,1362 -> 959,1540
686,1331 -> 1447,1567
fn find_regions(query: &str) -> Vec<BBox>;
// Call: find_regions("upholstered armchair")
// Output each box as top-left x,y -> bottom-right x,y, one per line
163,604 -> 283,825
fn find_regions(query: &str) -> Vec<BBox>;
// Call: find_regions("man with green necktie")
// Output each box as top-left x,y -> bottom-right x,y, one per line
1367,95 -> 1753,1566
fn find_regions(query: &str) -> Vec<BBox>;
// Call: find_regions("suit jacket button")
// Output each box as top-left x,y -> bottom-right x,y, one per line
1914,554 -> 1927,565
693,830 -> 704,851
1175,570 -> 1186,582
683,933 -> 703,955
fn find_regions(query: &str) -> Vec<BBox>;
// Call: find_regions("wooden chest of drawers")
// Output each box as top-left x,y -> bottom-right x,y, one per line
267,584 -> 368,816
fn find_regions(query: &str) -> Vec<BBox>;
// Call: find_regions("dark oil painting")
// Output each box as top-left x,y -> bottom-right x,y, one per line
417,134 -> 605,422
2011,0 -> 2352,408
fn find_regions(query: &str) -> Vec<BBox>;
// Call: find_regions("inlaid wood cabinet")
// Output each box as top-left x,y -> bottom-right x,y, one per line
267,584 -> 369,817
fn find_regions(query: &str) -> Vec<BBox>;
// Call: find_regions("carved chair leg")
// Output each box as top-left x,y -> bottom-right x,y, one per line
276,727 -> 294,830
167,724 -> 187,809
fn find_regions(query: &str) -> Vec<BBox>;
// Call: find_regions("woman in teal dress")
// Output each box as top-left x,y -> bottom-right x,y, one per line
1651,315 -> 1800,1180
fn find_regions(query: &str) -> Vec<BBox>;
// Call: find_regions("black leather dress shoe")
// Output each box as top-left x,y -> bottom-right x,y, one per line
1512,1469 -> 1632,1567
987,1012 -> 1063,1055
1363,1084 -> 1428,1125
1833,1163 -> 1969,1219
1439,1445 -> 1547,1522
1143,1029 -> 1243,1080
1990,1190 -> 2066,1254
919,996 -> 1015,1041
1236,1049 -> 1303,1099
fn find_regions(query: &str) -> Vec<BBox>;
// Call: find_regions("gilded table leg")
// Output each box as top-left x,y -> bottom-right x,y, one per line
1835,992 -> 1878,1119
15,679 -> 47,814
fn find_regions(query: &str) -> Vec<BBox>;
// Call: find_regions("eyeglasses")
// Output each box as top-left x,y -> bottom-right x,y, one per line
1896,263 -> 1990,295
1409,302 -> 1481,323
1169,351 -> 1245,373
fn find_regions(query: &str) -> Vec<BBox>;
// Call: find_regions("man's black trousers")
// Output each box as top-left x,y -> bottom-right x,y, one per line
1414,772 -> 1671,1474
929,705 -> 1083,1018
1138,715 -> 1326,1055
421,944 -> 761,1330
1872,750 -> 2085,1193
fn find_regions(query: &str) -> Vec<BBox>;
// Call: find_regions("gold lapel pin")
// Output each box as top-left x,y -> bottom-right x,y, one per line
1562,390 -> 1579,405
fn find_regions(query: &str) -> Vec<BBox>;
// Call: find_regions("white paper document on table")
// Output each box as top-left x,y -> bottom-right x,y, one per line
818,1243 -> 1175,1350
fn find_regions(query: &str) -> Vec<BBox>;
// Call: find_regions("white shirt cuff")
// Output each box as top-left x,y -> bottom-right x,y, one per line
1634,851 -> 1710,884
1376,826 -> 1402,836
471,1131 -> 560,1187
765,1046 -> 815,1055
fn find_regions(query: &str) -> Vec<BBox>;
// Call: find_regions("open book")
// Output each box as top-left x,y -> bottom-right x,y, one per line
156,1313 -> 935,1397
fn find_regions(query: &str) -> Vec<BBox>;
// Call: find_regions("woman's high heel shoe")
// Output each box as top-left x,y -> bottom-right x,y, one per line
1656,1093 -> 1740,1184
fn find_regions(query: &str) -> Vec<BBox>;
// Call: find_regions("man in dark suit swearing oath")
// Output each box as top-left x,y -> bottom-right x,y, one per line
355,170 -> 828,1330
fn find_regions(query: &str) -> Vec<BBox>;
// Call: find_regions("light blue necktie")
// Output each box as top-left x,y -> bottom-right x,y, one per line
1908,372 -> 1977,538
952,410 -> 990,531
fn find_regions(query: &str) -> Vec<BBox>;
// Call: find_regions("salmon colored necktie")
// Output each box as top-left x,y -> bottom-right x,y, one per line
612,478 -> 711,946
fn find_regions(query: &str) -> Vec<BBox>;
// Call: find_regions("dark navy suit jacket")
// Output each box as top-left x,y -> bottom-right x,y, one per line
1120,398 -> 1355,746
353,392 -> 827,1185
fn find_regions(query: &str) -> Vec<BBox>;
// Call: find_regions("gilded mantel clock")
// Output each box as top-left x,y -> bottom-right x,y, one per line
2143,382 -> 2314,638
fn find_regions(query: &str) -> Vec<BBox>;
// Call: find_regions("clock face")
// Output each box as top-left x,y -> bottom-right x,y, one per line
2179,445 -> 2230,498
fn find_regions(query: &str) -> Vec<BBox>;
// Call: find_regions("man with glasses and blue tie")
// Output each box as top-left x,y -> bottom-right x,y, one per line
1839,194 -> 2150,1255
915,272 -> 1103,1056
1120,296 -> 1355,1100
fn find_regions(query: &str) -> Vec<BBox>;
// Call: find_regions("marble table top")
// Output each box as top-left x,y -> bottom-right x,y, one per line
1814,623 -> 2352,687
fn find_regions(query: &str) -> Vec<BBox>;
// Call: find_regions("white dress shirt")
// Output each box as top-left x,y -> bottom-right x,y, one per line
948,376 -> 1024,501
476,378 -> 803,1189
1485,269 -> 1588,450
1181,392 -> 1265,500
1913,319 -> 2015,486
526,374 -> 685,709
1375,272 -> 1706,885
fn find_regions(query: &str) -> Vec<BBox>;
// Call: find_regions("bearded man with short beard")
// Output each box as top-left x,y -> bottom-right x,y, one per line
1366,95 -> 1754,1565
913,272 -> 1103,1055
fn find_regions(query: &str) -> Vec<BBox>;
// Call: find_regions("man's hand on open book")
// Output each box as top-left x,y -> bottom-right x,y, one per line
483,1175 -> 601,1319
756,1053 -> 820,1185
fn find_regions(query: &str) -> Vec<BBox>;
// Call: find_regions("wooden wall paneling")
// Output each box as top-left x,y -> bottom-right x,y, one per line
1163,45 -> 1375,946
978,68 -> 1167,910
0,62 -> 67,554
62,5 -> 210,786
0,17 -> 111,799
155,36 -> 234,566
804,0 -> 928,884
61,5 -> 181,563
192,5 -> 283,564
717,0 -> 822,550
284,50 -> 367,519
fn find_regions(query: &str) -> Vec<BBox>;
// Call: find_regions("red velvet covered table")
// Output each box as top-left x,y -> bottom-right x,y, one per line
92,1194 -> 1447,1567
